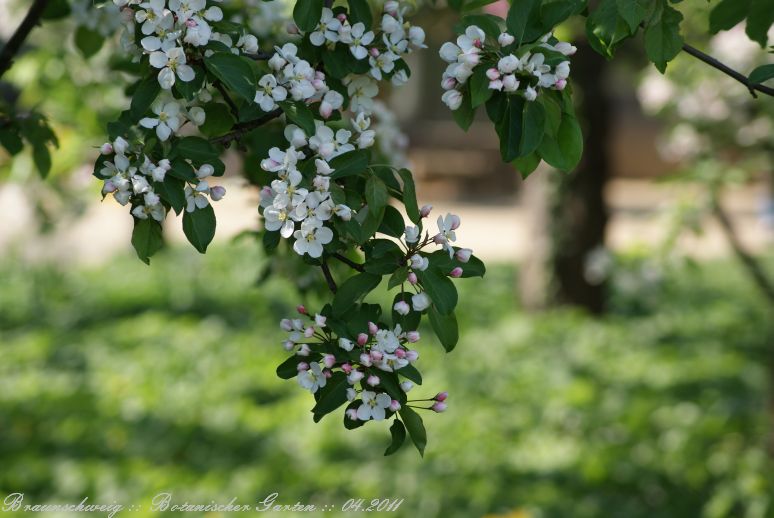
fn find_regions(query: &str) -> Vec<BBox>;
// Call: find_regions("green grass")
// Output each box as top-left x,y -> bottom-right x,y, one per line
0,244 -> 772,518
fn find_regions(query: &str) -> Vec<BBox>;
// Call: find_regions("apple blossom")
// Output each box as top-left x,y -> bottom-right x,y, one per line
356,391 -> 392,421
393,300 -> 410,315
411,292 -> 431,312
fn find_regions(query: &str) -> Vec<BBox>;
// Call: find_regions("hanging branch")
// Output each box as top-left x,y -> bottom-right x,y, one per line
0,0 -> 50,79
711,196 -> 774,305
332,253 -> 365,272
682,43 -> 774,99
320,260 -> 338,293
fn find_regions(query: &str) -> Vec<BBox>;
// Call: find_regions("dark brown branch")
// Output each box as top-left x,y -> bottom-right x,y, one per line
712,197 -> 774,305
682,43 -> 774,99
0,0 -> 50,79
332,253 -> 365,272
320,260 -> 338,293
213,80 -> 239,118
210,108 -> 283,146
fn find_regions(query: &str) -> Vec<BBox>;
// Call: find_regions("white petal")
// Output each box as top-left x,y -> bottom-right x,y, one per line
176,64 -> 195,82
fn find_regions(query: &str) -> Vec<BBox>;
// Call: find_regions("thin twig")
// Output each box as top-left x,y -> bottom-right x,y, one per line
321,260 -> 338,293
0,0 -> 50,79
210,108 -> 283,146
332,253 -> 366,272
711,196 -> 774,305
213,80 -> 239,118
682,43 -> 774,99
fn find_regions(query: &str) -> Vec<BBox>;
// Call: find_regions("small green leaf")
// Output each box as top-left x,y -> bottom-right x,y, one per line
32,144 -> 51,178
418,268 -> 458,315
388,267 -> 409,289
506,0 -> 541,45
129,76 -> 161,121
74,26 -> 104,58
709,0 -> 751,34
199,102 -> 236,137
294,0 -> 324,32
131,217 -> 164,265
520,99 -> 546,157
399,406 -> 427,457
276,355 -> 308,379
644,4 -> 683,73
746,0 -> 774,48
332,272 -> 382,317
384,419 -> 407,456
378,205 -> 405,238
615,0 -> 648,33
365,175 -> 389,214
204,52 -> 257,102
470,66 -> 494,109
348,0 -> 373,27
182,204 -> 217,253
538,112 -> 583,172
312,372 -> 350,421
154,176 -> 186,215
399,363 -> 423,385
397,169 -> 421,224
749,64 -> 774,85
0,128 -> 23,155
452,89 -> 475,131
429,307 -> 459,352
329,150 -> 369,179
279,101 -> 316,135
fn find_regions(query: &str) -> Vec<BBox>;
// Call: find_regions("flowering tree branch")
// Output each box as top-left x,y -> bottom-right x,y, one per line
681,43 -> 774,99
210,108 -> 283,147
320,260 -> 338,293
332,253 -> 365,272
0,0 -> 50,79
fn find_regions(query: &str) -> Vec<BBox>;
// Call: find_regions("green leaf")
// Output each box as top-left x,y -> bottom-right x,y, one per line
129,76 -> 161,121
520,100 -> 546,157
452,89 -> 475,131
0,128 -> 23,155
392,292 -> 421,330
332,273 -> 382,317
294,0 -> 324,32
276,355 -> 307,379
470,66 -> 493,109
456,14 -> 503,41
365,175 -> 389,215
429,307 -> 459,352
312,372 -> 350,421
538,112 -> 583,172
746,0 -> 774,48
485,92 -> 508,125
379,205 -> 405,238
182,204 -> 216,253
204,52 -> 257,102
74,26 -> 104,58
329,150 -> 369,179
388,267 -> 409,289
399,407 -> 427,457
418,268 -> 458,315
397,169 -> 421,224
174,137 -> 223,174
384,420 -> 407,456
615,0 -> 648,33
131,217 -> 164,265
512,153 -> 541,178
399,363 -> 423,385
709,0 -> 751,34
348,0 -> 373,27
41,0 -> 71,20
199,103 -> 236,137
506,0 -> 541,45
32,144 -> 51,178
585,0 -> 632,58
321,45 -> 351,79
749,64 -> 774,85
541,0 -> 585,30
279,101 -> 316,135
154,176 -> 186,215
644,4 -> 683,73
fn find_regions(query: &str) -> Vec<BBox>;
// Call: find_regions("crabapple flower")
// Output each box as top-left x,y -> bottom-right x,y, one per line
292,222 -> 333,258
139,100 -> 181,141
393,300 -> 410,315
400,381 -> 414,392
412,292 -> 431,312
409,254 -> 429,271
432,402 -> 447,413
404,225 -> 420,244
367,374 -> 380,387
298,362 -> 327,393
346,76 -> 379,113
339,337 -> 354,351
341,22 -> 375,60
442,90 -> 463,111
254,74 -> 288,112
449,267 -> 463,278
310,8 -> 341,46
498,32 -> 515,46
356,391 -> 392,421
420,204 -> 432,218
149,47 -> 195,89
456,248 -> 472,262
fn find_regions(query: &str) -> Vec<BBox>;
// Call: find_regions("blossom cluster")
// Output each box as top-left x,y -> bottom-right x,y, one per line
97,135 -> 225,222
280,307 -> 448,423
255,43 -> 332,113
440,26 -> 576,110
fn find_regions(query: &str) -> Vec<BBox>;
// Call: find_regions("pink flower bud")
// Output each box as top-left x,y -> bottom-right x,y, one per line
337,13 -> 347,22
367,374 -> 380,387
296,305 -> 307,315
435,391 -> 448,402
359,353 -> 372,367
319,102 -> 333,119
420,204 -> 432,218
368,321 -> 378,335
297,344 -> 311,356
433,234 -> 446,245
407,331 -> 420,343
455,248 -> 472,263
369,47 -> 380,57
473,38 -> 483,49
555,78 -> 567,90
389,400 -> 401,412
101,181 -> 116,195
405,350 -> 419,362
312,78 -> 326,90
304,326 -> 315,338
486,67 -> 500,80
407,272 -> 418,285
297,362 -> 309,371
100,143 -> 113,155
357,333 -> 368,346
323,354 -> 336,368
441,77 -> 457,90
432,402 -> 447,413
370,350 -> 383,362
449,214 -> 461,230
282,340 -> 295,351
210,186 -> 226,201
323,369 -> 332,379
346,408 -> 358,420
341,362 -> 353,374
280,318 -> 293,331
449,267 -> 463,278
348,370 -> 364,383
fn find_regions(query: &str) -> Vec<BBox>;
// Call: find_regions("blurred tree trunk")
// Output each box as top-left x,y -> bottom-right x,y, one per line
520,41 -> 612,314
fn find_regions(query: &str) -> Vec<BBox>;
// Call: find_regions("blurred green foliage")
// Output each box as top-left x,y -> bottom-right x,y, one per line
1,244 -> 773,517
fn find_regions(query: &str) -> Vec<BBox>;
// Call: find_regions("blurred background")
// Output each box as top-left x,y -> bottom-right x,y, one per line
1,0 -> 773,517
